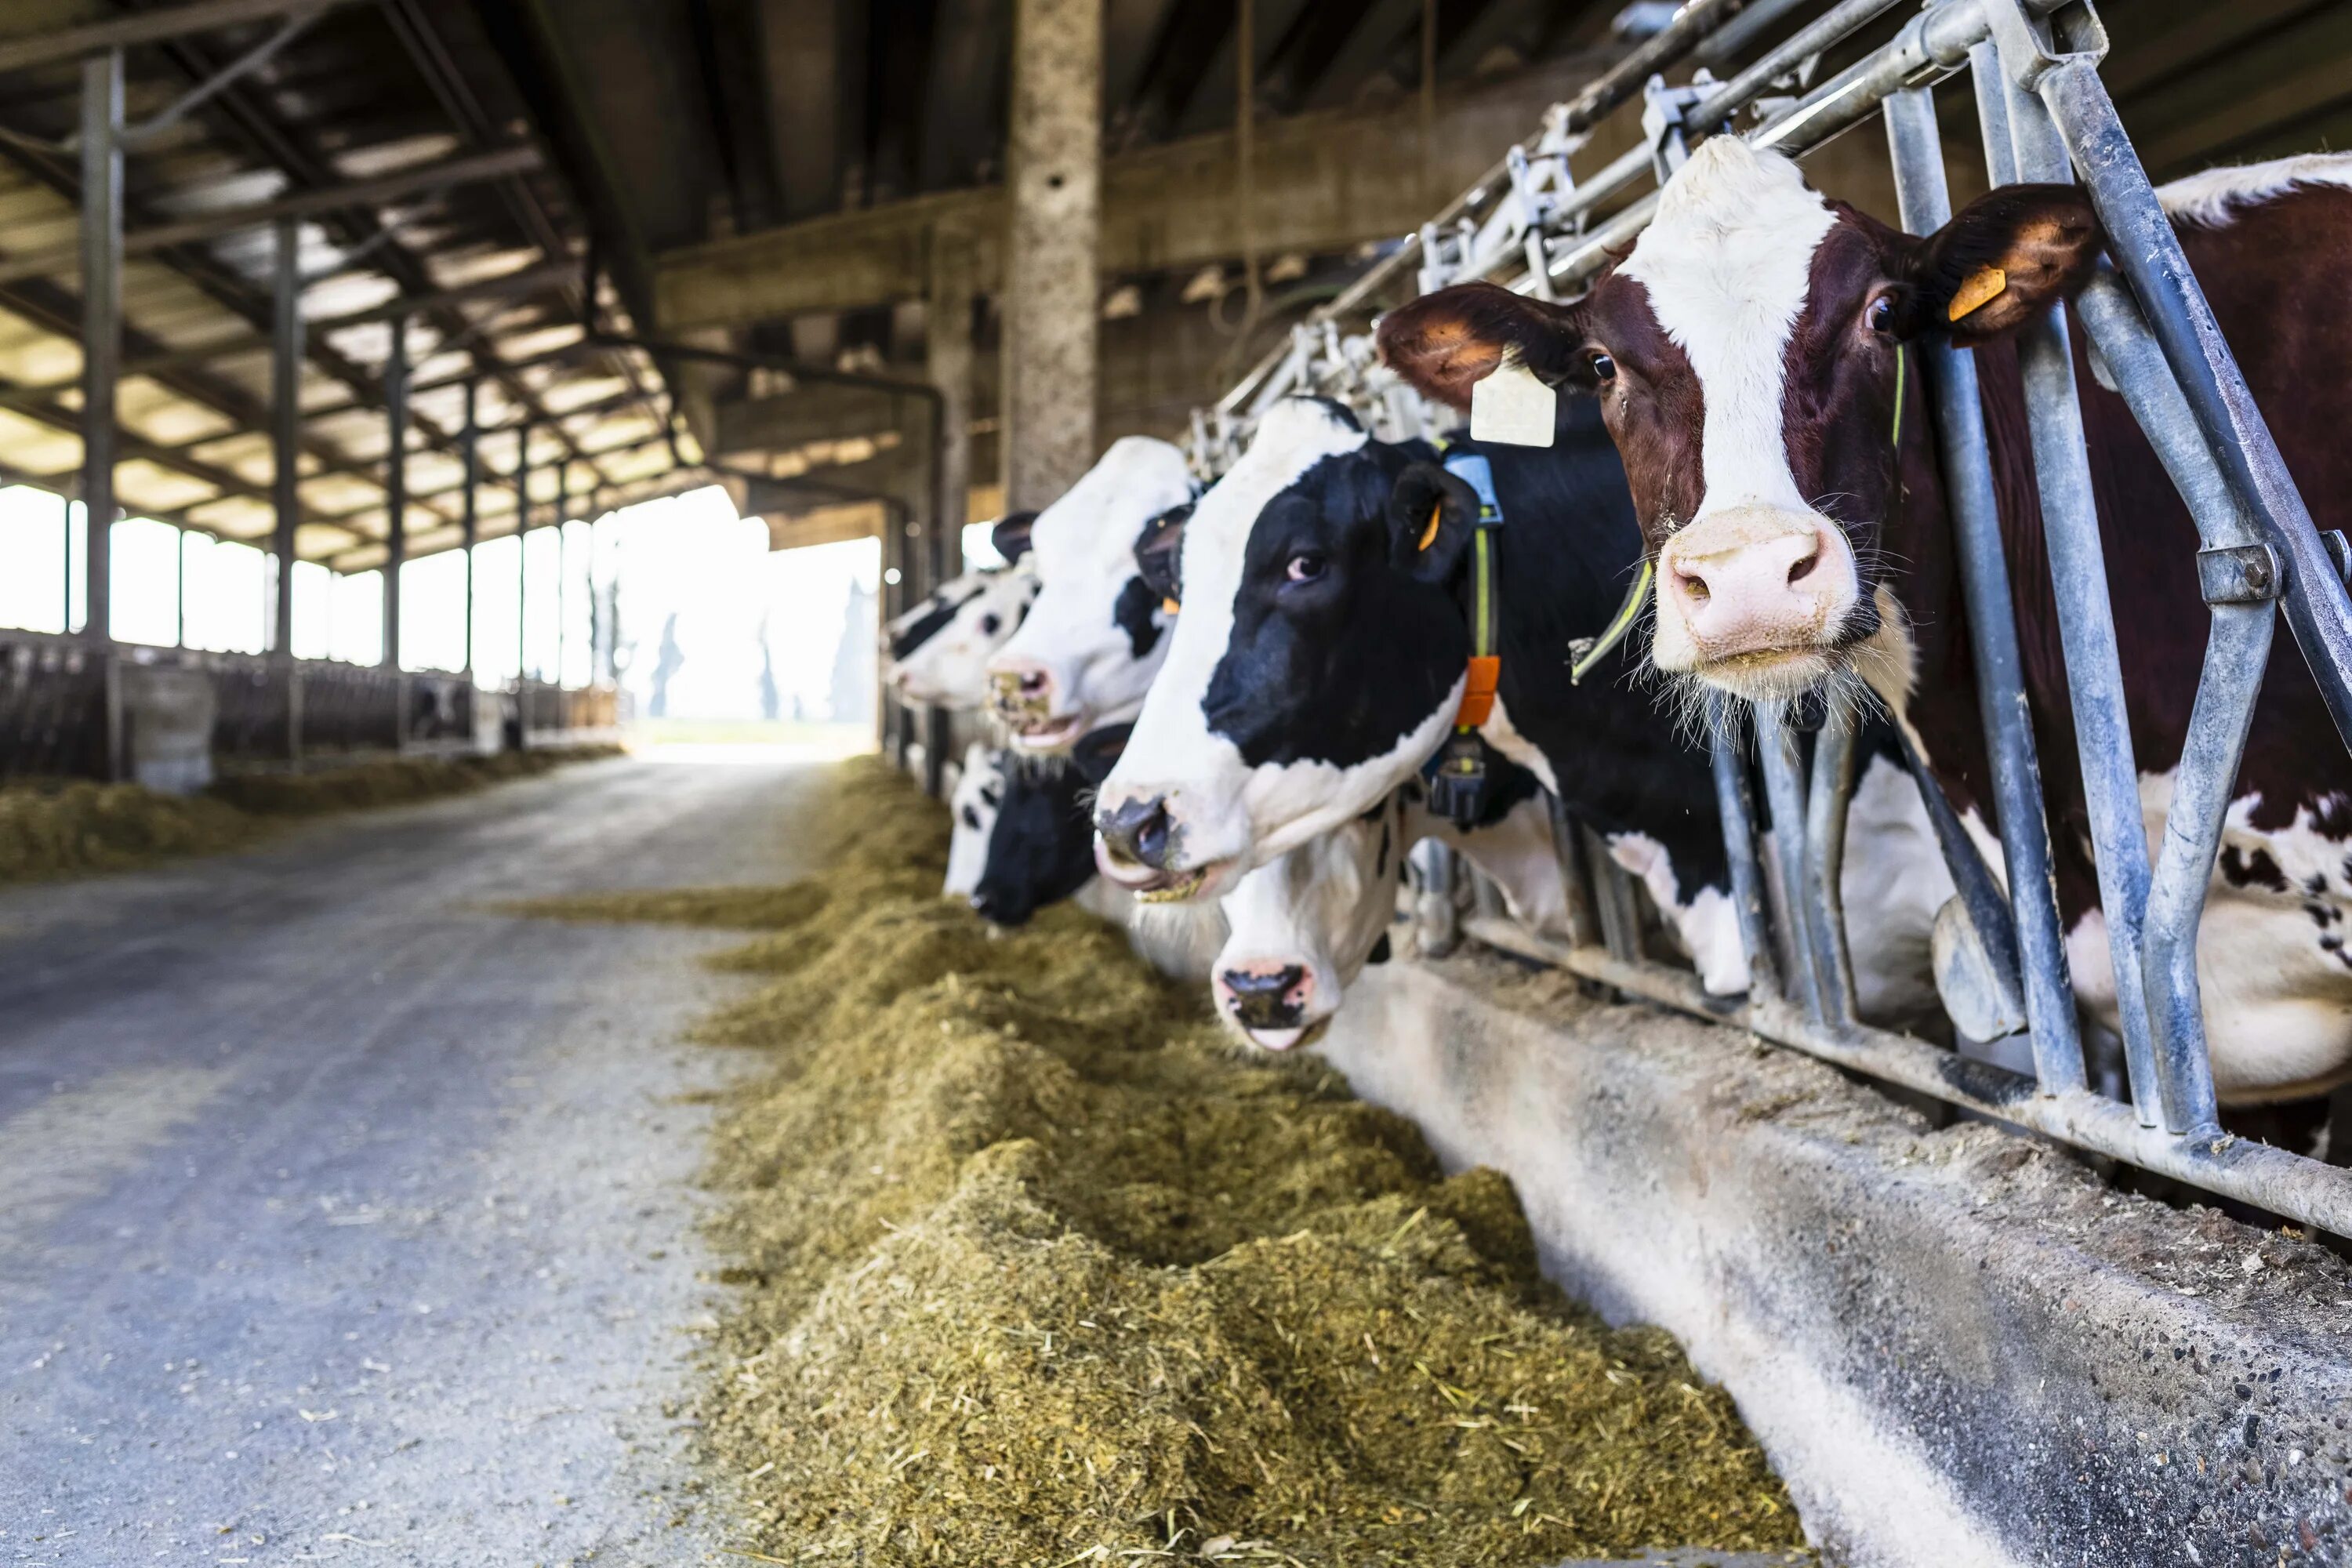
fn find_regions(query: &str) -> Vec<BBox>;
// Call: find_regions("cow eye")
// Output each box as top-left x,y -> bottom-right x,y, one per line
980,613 -> 1001,634
1589,352 -> 1616,382
1867,294 -> 1896,335
1285,553 -> 1327,583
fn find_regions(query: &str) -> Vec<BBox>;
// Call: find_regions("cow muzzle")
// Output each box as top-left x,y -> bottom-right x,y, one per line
985,661 -> 1087,750
1653,506 -> 1859,699
1091,789 -> 1235,902
1214,961 -> 1325,1051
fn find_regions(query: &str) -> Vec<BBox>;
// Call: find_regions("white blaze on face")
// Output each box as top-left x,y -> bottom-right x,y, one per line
1620,138 -> 1835,521
893,566 -> 1037,708
1214,801 -> 1399,1049
943,743 -> 1004,899
1101,399 -> 1418,882
985,436 -> 1195,736
1620,139 -> 1859,684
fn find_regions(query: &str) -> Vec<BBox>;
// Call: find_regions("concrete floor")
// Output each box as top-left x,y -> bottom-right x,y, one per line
0,753 -> 826,1567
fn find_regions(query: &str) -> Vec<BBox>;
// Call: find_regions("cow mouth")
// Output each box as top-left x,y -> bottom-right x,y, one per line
1692,645 -> 1836,703
1006,713 -> 1087,751
1232,1016 -> 1330,1053
1093,842 -> 1232,902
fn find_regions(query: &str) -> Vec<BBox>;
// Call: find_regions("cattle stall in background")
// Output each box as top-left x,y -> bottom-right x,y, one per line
1080,0 -> 2352,1241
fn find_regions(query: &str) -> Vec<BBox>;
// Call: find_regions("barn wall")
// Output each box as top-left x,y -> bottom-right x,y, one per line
1316,953 -> 2352,1568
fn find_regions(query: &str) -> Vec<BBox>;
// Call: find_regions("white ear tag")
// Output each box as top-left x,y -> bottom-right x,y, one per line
1468,360 -> 1556,448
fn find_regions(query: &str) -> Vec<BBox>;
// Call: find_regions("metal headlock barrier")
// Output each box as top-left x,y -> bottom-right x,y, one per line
1183,0 -> 2352,1238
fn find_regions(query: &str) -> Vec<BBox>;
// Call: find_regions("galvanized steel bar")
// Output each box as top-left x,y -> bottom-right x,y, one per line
270,216 -> 300,659
78,49 -> 122,644
1707,691 -> 1782,1009
1984,47 -> 2157,1112
2029,49 -> 2352,751
1584,825 -> 1645,967
1545,791 -> 1606,953
1802,706 -> 1860,1029
1882,84 -> 2085,1094
1754,702 -> 1827,1025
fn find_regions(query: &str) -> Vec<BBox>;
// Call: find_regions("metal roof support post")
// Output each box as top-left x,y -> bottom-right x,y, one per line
79,48 -> 122,648
61,492 -> 73,633
383,314 -> 408,671
270,216 -> 300,659
554,462 -> 567,694
515,426 -> 531,694
1883,80 -> 2085,1094
461,380 -> 477,678
926,228 -> 977,800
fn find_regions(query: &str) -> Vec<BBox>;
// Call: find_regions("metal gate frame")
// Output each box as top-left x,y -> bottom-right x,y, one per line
1185,0 -> 2352,1237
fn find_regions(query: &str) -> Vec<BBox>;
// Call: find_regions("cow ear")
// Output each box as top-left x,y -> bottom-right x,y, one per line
1386,461 -> 1478,585
1068,723 -> 1132,787
1377,281 -> 1591,410
990,510 -> 1038,563
1902,183 -> 2103,344
1132,502 -> 1190,608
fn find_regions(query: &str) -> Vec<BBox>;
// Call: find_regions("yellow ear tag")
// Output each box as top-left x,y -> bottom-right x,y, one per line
1948,264 -> 2007,322
1417,503 -> 1443,553
1160,597 -> 1181,615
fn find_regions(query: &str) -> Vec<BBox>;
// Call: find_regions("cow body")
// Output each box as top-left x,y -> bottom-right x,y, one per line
985,437 -> 1196,753
1384,142 -> 2352,1100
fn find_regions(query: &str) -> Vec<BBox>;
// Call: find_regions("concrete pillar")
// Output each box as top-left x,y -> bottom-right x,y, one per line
1000,0 -> 1100,510
461,379 -> 477,677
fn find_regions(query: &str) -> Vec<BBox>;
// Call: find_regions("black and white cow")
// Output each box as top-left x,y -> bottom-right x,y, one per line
1381,139 -> 2352,1102
1212,765 -> 1567,1050
884,560 -> 1040,709
944,742 -> 1005,900
985,438 -> 1196,753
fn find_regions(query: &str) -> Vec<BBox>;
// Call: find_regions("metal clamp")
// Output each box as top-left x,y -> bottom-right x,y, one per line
1640,74 -> 1711,180
2323,531 -> 2352,590
2195,543 -> 2283,605
1981,0 -> 2108,91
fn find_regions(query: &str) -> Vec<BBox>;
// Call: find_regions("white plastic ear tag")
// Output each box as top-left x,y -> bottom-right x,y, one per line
1469,360 -> 1556,448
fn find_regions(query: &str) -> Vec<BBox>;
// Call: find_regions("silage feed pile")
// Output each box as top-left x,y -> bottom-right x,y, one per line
0,744 -> 622,884
519,755 -> 1806,1566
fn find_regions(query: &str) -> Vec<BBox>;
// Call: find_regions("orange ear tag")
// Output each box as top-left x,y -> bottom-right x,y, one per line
1948,264 -> 2006,322
1161,597 -> 1181,615
1417,503 -> 1443,553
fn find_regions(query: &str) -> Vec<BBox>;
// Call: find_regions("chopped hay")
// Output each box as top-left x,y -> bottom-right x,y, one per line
512,755 -> 1807,1565
0,744 -> 622,886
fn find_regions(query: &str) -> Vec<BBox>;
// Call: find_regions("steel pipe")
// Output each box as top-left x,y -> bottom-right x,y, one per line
1882,85 -> 2084,1094
78,49 -> 122,645
1985,49 -> 2157,1116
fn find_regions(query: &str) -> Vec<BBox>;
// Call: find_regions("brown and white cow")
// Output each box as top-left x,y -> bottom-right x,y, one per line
1381,138 -> 2352,1103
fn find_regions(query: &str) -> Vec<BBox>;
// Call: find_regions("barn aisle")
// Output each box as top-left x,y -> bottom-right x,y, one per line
0,753 -> 825,1567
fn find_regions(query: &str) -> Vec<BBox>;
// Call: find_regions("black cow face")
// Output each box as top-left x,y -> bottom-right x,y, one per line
969,725 -> 1131,927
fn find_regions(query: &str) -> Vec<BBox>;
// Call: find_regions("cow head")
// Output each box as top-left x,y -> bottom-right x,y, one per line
1212,798 -> 1401,1051
943,742 -> 1005,899
885,565 -> 1039,708
969,724 -> 1132,927
984,437 -> 1196,753
1092,397 -> 1460,900
1380,136 -> 2102,706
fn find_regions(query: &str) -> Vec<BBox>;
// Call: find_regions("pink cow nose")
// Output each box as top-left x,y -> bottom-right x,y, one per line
988,660 -> 1055,720
1660,518 -> 1844,660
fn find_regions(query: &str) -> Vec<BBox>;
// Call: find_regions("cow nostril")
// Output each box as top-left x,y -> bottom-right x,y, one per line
1678,570 -> 1711,605
1787,544 -> 1822,589
1100,797 -> 1175,869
